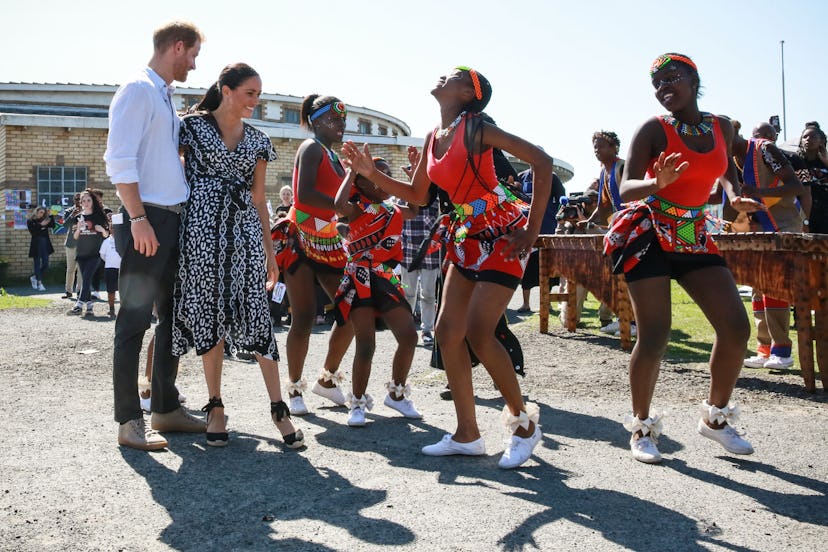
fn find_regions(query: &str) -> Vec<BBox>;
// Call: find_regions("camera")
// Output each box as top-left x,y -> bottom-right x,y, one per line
555,194 -> 592,221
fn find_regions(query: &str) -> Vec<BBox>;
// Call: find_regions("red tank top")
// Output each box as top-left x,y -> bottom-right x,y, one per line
646,116 -> 727,206
427,115 -> 499,203
292,143 -> 343,220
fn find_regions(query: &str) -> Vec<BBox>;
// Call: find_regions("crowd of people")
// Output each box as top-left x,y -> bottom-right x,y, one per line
30,20 -> 814,469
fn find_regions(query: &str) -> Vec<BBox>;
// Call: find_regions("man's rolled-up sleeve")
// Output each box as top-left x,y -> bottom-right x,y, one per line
104,83 -> 150,185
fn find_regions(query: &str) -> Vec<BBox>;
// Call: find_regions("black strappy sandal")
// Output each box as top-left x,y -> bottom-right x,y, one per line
271,401 -> 305,449
201,397 -> 228,447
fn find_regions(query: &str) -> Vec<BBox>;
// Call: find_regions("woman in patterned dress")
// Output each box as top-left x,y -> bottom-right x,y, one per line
343,67 -> 554,469
173,63 -> 303,448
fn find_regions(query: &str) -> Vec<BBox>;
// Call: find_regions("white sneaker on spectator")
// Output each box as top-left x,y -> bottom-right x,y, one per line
615,323 -> 637,337
743,354 -> 769,368
91,291 -> 100,300
37,282 -> 46,291
600,320 -> 620,334
30,275 -> 38,289
764,354 -> 793,369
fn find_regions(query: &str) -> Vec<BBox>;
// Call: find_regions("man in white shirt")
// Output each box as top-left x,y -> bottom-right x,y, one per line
105,20 -> 205,450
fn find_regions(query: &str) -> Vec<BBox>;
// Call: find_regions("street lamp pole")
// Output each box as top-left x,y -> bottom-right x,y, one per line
781,40 -> 787,141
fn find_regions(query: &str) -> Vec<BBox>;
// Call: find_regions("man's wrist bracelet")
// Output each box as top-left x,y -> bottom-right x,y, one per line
130,215 -> 148,223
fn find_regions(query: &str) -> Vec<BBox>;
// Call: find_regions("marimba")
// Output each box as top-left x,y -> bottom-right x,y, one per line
535,232 -> 828,392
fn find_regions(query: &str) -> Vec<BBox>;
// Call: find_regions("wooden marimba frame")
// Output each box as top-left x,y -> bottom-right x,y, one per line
535,232 -> 828,392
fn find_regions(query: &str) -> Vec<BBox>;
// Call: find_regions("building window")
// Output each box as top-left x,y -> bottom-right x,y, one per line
36,166 -> 87,209
283,107 -> 300,124
358,119 -> 372,135
378,125 -> 388,136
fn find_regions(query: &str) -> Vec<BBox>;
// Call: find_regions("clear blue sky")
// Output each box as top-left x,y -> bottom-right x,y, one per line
4,0 -> 826,191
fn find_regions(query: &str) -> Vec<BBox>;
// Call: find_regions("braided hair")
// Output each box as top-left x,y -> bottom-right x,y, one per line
592,130 -> 620,152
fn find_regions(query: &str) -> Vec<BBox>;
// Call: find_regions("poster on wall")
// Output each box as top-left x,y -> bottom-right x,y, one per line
4,190 -> 32,211
13,211 -> 28,229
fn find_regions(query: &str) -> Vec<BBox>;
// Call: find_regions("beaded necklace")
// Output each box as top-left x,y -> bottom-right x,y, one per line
435,111 -> 466,139
663,112 -> 715,136
314,138 -> 340,165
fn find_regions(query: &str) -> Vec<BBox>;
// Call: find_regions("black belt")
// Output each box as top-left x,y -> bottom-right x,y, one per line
144,202 -> 184,214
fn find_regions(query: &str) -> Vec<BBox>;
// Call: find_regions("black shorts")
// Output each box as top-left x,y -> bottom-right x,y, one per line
104,267 -> 119,292
625,237 -> 727,283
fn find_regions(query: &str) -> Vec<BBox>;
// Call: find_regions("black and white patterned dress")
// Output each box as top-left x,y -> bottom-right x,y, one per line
172,114 -> 278,357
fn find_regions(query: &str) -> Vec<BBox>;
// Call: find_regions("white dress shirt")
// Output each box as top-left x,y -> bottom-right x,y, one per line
103,67 -> 189,206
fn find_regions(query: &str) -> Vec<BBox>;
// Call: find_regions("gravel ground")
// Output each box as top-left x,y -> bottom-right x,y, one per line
1,286 -> 826,551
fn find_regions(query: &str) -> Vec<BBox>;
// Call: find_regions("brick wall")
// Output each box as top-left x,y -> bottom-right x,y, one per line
1,125 -> 415,278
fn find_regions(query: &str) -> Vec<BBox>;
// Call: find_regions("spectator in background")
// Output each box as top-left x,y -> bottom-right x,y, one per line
399,147 -> 440,346
734,122 -> 804,370
99,217 -> 122,318
274,185 -> 293,221
71,190 -> 109,316
27,206 -> 55,291
62,193 -> 82,299
580,130 -> 630,335
517,171 -> 564,313
89,188 -> 113,300
790,121 -> 827,234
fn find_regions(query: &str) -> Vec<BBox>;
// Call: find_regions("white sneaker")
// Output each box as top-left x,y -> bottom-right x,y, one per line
347,406 -> 366,427
600,320 -> 620,334
498,424 -> 542,469
91,291 -> 100,300
744,354 -> 769,368
289,395 -> 309,416
630,435 -> 662,463
615,324 -> 637,337
312,381 -> 347,406
30,275 -> 38,289
764,354 -> 794,369
697,419 -> 754,455
421,434 -> 486,456
37,282 -> 46,291
139,394 -> 152,413
383,394 -> 423,419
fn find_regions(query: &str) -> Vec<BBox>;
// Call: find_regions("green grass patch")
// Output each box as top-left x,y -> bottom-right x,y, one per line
0,288 -> 52,310
577,282 -> 802,370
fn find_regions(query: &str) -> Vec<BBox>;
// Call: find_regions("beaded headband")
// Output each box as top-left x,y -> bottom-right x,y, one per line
455,66 -> 483,100
309,101 -> 347,122
650,54 -> 697,76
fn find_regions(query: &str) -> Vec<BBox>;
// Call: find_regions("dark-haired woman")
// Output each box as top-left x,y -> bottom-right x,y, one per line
790,122 -> 827,234
605,53 -> 763,463
272,94 -> 354,416
172,63 -> 303,448
72,190 -> 109,316
27,206 -> 55,291
343,66 -> 553,469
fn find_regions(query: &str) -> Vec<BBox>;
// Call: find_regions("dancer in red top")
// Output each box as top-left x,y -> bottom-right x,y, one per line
604,53 -> 763,463
343,66 -> 554,469
333,158 -> 422,428
273,94 -> 354,415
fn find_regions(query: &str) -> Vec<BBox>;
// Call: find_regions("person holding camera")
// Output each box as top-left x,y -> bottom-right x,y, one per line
790,122 -> 827,234
27,206 -> 55,291
70,190 -> 109,316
